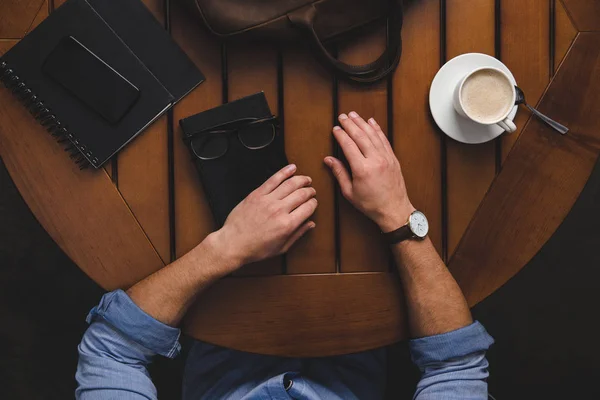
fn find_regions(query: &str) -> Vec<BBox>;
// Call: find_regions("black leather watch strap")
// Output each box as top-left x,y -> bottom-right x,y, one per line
383,224 -> 414,245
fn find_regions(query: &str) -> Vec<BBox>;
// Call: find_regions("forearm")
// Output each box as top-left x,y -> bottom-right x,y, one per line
76,232 -> 237,398
392,237 -> 472,338
127,230 -> 238,327
393,238 -> 493,400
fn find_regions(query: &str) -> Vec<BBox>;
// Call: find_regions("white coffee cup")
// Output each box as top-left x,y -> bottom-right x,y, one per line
453,67 -> 517,133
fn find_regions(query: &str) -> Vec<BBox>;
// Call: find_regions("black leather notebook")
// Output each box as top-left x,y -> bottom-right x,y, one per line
0,0 -> 204,169
180,93 -> 289,227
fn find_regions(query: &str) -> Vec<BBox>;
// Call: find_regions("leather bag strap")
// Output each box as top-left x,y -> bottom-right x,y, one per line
287,0 -> 403,84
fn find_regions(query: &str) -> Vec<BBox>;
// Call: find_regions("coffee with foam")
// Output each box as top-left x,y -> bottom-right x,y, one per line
461,69 -> 514,124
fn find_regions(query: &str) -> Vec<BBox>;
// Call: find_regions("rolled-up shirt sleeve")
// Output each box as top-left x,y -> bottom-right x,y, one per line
75,290 -> 181,400
410,321 -> 494,400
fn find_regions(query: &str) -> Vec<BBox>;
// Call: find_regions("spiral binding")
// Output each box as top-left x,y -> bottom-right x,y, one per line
0,60 -> 98,169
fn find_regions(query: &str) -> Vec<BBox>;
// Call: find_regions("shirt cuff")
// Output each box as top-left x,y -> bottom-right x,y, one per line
86,289 -> 182,358
409,321 -> 494,367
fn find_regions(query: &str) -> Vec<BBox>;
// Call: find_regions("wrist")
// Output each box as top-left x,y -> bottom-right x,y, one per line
200,230 -> 243,277
376,204 -> 416,233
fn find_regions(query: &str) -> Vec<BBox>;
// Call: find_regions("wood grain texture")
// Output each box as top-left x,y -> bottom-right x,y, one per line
561,0 -> 600,31
445,0 -> 497,257
227,43 -> 283,275
171,3 -> 221,258
0,0 -> 45,38
283,48 -> 336,274
118,0 -> 170,263
118,119 -> 170,263
337,28 -> 390,272
0,84 -> 165,291
183,272 -> 406,357
500,0 -> 550,162
450,33 -> 600,306
554,0 -> 578,72
392,0 -> 443,254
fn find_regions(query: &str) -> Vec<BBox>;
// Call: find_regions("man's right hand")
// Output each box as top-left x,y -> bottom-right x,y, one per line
324,112 -> 415,233
212,164 -> 318,271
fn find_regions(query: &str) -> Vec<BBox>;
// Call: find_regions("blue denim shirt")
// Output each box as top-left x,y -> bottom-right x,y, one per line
76,290 -> 494,399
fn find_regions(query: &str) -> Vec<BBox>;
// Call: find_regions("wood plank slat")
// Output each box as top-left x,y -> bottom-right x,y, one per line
392,0 -> 443,255
284,48 -> 336,274
561,0 -> 600,31
171,3 -> 222,258
183,272 -> 405,357
226,42 -> 283,275
0,0 -> 45,38
450,33 -> 600,306
554,0 -> 578,72
337,27 -> 390,272
445,0 -> 497,257
500,0 -> 551,162
117,0 -> 170,263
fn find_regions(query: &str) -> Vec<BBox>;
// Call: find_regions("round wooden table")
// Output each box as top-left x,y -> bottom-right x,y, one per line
1,0 -> 599,357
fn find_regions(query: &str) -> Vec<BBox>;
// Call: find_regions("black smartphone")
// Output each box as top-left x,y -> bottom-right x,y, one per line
43,36 -> 140,124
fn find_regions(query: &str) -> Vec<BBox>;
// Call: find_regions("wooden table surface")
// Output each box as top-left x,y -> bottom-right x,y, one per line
1,0 -> 599,357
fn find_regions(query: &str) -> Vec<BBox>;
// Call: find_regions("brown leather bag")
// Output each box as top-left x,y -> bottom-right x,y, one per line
179,0 -> 403,84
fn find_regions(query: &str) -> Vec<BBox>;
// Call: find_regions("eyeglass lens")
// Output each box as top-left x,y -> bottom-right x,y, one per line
191,135 -> 228,160
238,124 -> 276,149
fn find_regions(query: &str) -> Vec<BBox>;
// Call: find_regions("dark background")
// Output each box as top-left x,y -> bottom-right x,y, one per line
1,155 -> 599,400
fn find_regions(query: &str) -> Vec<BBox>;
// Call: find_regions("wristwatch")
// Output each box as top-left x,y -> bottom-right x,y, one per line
383,210 -> 429,245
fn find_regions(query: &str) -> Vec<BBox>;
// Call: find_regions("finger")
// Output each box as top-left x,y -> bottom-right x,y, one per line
332,126 -> 364,170
348,111 -> 384,151
257,164 -> 297,195
339,113 -> 375,156
282,187 -> 317,211
289,197 -> 318,226
281,221 -> 316,253
270,175 -> 312,199
367,117 -> 394,155
324,157 -> 352,198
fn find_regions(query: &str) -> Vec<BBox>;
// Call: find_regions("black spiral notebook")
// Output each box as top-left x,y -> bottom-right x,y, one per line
0,0 -> 204,169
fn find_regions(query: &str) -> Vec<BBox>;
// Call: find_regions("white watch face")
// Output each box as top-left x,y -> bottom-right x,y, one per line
409,211 -> 429,238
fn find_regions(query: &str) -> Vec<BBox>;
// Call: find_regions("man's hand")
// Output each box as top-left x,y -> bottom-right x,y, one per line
324,111 -> 414,233
124,164 -> 316,327
212,164 -> 318,269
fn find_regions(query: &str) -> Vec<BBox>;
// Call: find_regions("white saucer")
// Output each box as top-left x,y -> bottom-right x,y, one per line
429,53 -> 518,145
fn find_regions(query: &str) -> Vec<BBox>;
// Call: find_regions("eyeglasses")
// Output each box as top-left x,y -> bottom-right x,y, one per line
188,116 -> 278,160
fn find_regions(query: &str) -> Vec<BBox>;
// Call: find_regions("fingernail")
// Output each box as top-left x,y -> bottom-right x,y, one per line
339,113 -> 348,120
324,157 -> 332,166
307,176 -> 313,183
349,111 -> 359,118
309,222 -> 316,229
287,164 -> 297,172
312,198 -> 318,204
333,125 -> 342,130
368,118 -> 376,125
